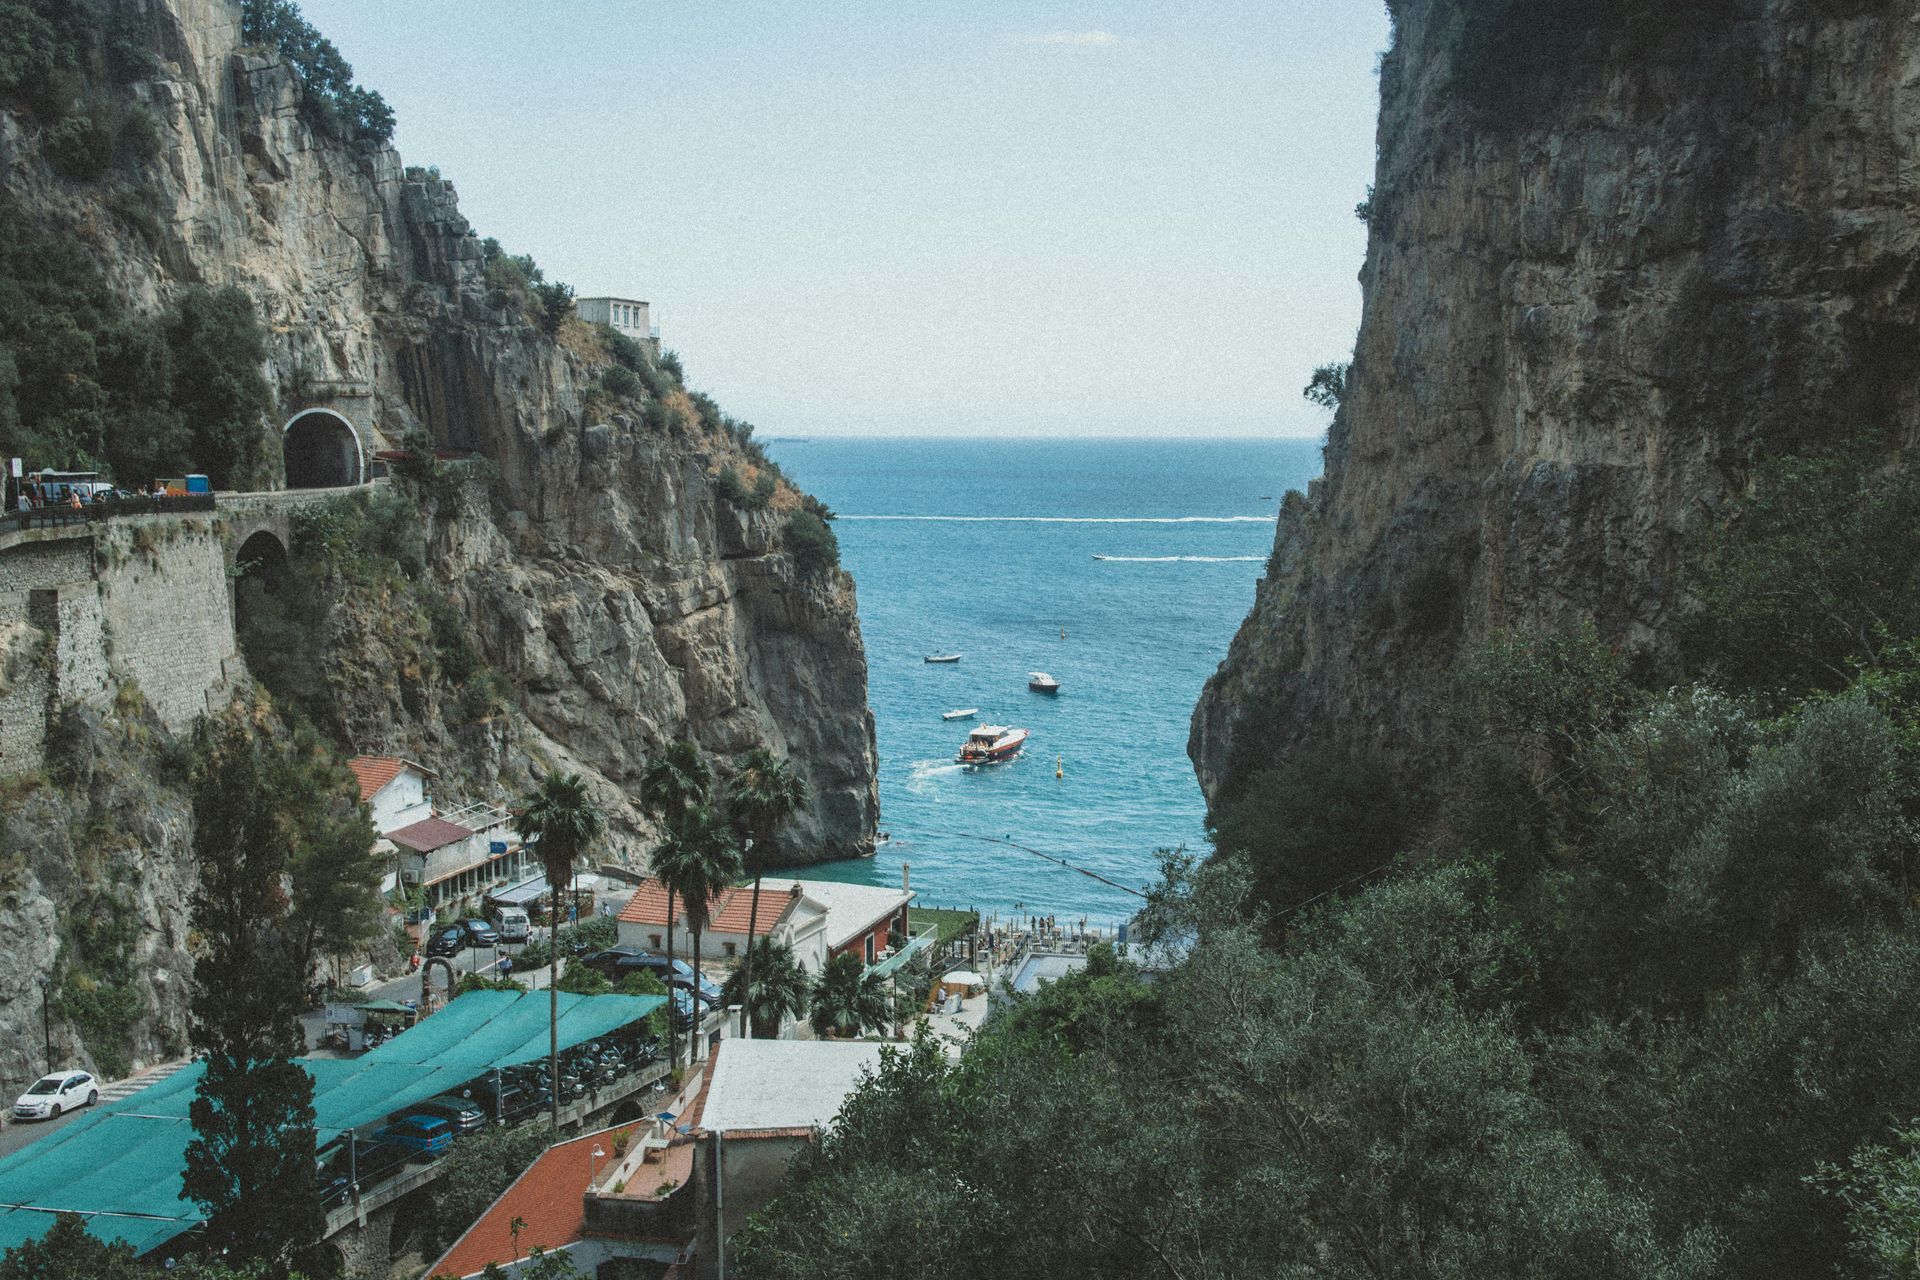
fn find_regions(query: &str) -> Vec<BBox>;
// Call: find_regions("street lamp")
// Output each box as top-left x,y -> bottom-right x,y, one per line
590,1144 -> 606,1188
38,976 -> 51,1071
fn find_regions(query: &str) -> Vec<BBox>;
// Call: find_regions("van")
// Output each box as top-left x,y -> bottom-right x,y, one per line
494,906 -> 530,942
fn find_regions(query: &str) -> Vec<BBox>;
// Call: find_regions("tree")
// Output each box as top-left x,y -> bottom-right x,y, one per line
808,952 -> 889,1039
722,938 -> 810,1039
726,748 -> 810,1035
181,715 -> 323,1272
640,741 -> 714,1062
281,733 -> 382,985
651,806 -> 742,1058
1302,360 -> 1348,410
163,286 -> 272,489
518,771 -> 605,1132
0,1214 -> 143,1280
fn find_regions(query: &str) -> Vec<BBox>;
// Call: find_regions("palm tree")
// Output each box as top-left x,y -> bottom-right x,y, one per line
725,748 -> 810,1036
650,806 -> 742,1063
518,771 -> 604,1132
640,740 -> 713,832
809,952 -> 890,1039
639,741 -> 715,1065
720,937 -> 810,1038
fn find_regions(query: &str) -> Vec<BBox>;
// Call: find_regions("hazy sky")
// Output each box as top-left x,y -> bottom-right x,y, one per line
299,2 -> 1392,437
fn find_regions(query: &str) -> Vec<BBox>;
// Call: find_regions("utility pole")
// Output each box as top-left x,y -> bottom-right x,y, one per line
38,976 -> 51,1071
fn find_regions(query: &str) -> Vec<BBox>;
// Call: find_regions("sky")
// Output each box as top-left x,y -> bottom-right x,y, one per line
298,2 -> 1394,438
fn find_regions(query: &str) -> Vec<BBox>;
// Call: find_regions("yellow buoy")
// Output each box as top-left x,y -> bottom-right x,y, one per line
1056,754 -> 1064,779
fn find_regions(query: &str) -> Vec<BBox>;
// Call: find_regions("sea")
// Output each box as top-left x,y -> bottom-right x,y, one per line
761,435 -> 1325,928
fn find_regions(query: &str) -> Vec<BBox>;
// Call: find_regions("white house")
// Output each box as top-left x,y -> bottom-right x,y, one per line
614,877 -> 915,975
347,756 -> 436,833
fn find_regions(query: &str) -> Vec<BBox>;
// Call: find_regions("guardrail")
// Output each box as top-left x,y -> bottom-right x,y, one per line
0,494 -> 216,537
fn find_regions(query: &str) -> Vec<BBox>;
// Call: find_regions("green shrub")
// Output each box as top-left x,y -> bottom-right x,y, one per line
43,108 -> 117,178
783,510 -> 839,575
602,364 -> 643,400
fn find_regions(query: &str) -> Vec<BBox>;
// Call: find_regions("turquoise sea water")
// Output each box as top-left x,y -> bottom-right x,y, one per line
762,436 -> 1324,925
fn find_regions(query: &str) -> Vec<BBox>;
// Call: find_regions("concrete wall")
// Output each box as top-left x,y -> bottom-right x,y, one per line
96,519 -> 239,730
0,515 -> 242,774
694,1131 -> 811,1280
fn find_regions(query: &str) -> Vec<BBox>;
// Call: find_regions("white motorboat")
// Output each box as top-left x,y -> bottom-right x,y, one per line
1028,672 -> 1060,694
957,724 -> 1028,765
941,708 -> 979,721
925,653 -> 962,664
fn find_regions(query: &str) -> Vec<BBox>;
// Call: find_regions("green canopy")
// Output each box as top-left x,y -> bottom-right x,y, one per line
352,999 -> 417,1016
0,989 -> 662,1259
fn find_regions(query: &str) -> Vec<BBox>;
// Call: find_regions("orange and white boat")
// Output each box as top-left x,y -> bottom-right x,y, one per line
957,724 -> 1028,765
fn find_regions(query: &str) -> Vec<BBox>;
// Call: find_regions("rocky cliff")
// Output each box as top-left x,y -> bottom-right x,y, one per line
0,0 -> 875,1086
1193,0 -> 1920,803
4,0 -> 874,858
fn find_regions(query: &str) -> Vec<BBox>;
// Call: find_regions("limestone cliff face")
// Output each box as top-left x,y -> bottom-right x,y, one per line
0,0 -> 874,860
1193,0 -> 1920,802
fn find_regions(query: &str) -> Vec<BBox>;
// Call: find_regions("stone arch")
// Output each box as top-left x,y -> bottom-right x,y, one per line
282,409 -> 364,489
235,528 -> 288,588
611,1098 -> 647,1125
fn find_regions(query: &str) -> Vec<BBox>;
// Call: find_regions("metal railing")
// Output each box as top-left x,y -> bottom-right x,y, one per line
0,493 -> 216,537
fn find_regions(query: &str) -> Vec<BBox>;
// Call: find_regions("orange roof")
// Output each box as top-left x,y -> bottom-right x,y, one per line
346,755 -> 435,802
617,878 -> 798,937
429,1123 -> 642,1279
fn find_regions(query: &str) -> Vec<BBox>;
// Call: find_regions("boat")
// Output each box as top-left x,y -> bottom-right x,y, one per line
924,653 -> 962,664
1028,672 -> 1061,694
941,708 -> 979,721
957,724 -> 1028,765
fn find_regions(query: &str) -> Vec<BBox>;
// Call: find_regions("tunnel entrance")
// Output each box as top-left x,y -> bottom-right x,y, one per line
283,410 -> 364,489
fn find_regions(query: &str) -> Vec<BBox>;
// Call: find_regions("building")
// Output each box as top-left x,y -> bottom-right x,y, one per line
389,801 -> 528,910
346,755 -> 435,833
615,877 -> 915,975
784,879 -> 915,971
427,1038 -> 888,1280
616,877 -> 806,963
574,295 -> 659,350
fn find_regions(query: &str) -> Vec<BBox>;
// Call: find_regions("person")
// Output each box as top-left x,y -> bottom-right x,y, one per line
151,480 -> 165,498
66,490 -> 82,511
14,490 -> 28,515
499,954 -> 513,978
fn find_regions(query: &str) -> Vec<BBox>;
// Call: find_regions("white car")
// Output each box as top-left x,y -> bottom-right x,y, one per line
12,1071 -> 98,1121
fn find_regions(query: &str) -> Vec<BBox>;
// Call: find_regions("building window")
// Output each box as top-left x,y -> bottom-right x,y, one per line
650,934 -> 662,949
723,942 -> 737,958
865,933 -> 876,965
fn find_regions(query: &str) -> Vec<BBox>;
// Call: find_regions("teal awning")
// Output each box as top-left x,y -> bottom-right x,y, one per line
0,989 -> 662,1258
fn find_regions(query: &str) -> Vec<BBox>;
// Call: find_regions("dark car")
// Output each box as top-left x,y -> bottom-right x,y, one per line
581,946 -> 651,978
462,1078 -> 543,1125
371,1114 -> 454,1159
667,972 -> 724,1008
424,926 -> 466,958
404,1094 -> 486,1135
461,919 -> 499,948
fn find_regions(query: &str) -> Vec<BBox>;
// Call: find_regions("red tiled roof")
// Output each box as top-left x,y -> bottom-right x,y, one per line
346,755 -> 436,802
429,1123 -> 641,1279
617,878 -> 797,937
387,816 -> 473,853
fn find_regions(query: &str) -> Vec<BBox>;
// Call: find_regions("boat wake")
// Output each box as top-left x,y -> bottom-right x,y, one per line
839,514 -> 1275,524
1092,554 -> 1265,563
906,759 -> 969,793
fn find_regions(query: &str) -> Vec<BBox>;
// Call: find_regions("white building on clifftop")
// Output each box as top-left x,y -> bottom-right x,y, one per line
575,295 -> 659,351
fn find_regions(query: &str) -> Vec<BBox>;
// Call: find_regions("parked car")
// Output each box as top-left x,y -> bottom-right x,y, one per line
371,1114 -> 454,1159
12,1071 -> 98,1120
424,926 -> 466,958
462,1078 -> 542,1125
406,1094 -> 487,1136
668,972 -> 724,1008
581,946 -> 653,978
460,919 -> 499,948
493,906 -> 530,943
